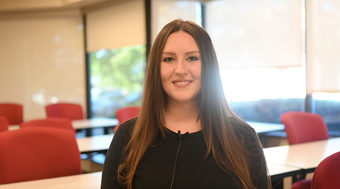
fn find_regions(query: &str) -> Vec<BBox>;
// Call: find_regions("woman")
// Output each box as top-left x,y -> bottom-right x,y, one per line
101,19 -> 270,189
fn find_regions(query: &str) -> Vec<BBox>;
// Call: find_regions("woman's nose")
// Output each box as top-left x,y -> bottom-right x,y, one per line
175,59 -> 188,74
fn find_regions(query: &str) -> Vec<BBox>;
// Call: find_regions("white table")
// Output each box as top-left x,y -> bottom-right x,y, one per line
10,120 -> 281,132
73,118 -> 118,136
8,118 -> 119,136
264,137 -> 340,172
74,121 -> 285,154
246,121 -> 285,148
6,135 -> 324,189
0,172 -> 102,189
267,163 -> 302,189
10,119 -> 282,134
77,134 -> 114,154
72,118 -> 118,130
267,163 -> 301,181
75,133 -> 304,179
0,165 -> 300,189
264,138 -> 340,189
0,160 -> 301,189
246,121 -> 285,134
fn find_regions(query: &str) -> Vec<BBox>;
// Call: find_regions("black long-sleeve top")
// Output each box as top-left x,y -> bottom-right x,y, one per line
101,118 -> 269,189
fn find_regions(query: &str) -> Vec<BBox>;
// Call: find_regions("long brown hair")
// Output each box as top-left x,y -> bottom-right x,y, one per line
118,19 -> 267,189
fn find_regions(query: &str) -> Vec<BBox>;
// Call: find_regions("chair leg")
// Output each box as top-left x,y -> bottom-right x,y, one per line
271,178 -> 283,189
292,170 -> 306,183
85,128 -> 93,137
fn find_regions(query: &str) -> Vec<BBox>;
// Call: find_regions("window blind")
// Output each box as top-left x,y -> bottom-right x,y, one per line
306,0 -> 340,94
205,0 -> 303,69
86,0 -> 146,52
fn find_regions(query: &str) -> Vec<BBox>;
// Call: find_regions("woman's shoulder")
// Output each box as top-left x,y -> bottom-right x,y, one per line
228,116 -> 261,145
115,117 -> 137,136
228,116 -> 255,135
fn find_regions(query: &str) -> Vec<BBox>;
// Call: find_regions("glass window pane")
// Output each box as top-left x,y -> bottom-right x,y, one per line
151,0 -> 202,44
313,92 -> 340,135
205,0 -> 303,68
222,68 -> 305,123
306,0 -> 340,93
205,0 -> 305,123
90,45 -> 146,118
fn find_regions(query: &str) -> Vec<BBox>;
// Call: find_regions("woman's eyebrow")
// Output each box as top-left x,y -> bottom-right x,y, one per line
162,51 -> 200,55
185,51 -> 200,55
162,52 -> 176,55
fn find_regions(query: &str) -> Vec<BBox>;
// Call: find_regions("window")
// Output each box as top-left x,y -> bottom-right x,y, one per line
313,92 -> 340,134
205,0 -> 305,123
86,0 -> 340,129
222,68 -> 305,123
90,45 -> 146,118
86,1 -> 146,119
151,0 -> 202,43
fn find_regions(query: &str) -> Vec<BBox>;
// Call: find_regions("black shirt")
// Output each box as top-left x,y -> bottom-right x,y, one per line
101,118 -> 269,189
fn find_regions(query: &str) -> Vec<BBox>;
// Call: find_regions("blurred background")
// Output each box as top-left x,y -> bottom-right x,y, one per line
0,0 -> 339,134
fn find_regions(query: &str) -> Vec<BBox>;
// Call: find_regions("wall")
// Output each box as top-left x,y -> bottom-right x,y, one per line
0,13 -> 86,121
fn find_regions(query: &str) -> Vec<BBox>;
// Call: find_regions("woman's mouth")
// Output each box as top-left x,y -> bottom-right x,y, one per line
173,80 -> 192,87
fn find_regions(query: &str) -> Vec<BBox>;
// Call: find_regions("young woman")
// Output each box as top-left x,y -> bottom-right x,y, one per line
101,19 -> 271,189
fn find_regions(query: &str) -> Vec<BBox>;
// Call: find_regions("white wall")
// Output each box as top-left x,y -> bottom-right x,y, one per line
0,15 -> 86,121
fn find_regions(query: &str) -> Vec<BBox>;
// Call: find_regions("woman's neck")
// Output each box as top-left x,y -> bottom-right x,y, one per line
164,99 -> 201,133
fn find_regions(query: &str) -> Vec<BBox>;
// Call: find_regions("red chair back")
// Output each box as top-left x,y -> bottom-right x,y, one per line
46,103 -> 84,120
311,151 -> 340,189
115,106 -> 141,132
0,116 -> 9,133
280,111 -> 329,145
0,103 -> 23,125
0,127 -> 81,184
20,117 -> 75,133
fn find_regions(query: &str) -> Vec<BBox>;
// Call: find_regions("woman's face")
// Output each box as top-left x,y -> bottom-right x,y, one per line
160,31 -> 202,104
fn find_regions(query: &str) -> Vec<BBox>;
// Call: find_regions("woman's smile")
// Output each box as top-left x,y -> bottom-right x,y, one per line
173,80 -> 192,88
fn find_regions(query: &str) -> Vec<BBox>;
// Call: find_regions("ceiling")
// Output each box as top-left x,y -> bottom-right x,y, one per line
0,0 -> 133,18
0,0 -> 113,13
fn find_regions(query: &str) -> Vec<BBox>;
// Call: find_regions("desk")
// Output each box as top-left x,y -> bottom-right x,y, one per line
77,134 -> 114,154
0,163 -> 301,189
75,122 -> 284,154
10,120 -> 281,135
246,121 -> 285,148
0,172 -> 102,189
8,118 -> 119,136
10,120 -> 281,132
246,121 -> 285,134
268,163 -> 301,189
73,118 -> 118,136
267,163 -> 301,181
72,118 -> 118,130
264,137 -> 340,173
5,135 -> 319,189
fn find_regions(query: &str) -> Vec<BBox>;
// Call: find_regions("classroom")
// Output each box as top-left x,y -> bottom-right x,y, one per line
0,0 -> 339,189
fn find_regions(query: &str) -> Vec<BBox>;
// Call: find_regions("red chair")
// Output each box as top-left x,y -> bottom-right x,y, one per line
280,111 -> 329,189
311,151 -> 340,189
0,116 -> 8,133
281,111 -> 329,145
45,103 -> 84,121
20,117 -> 76,133
114,106 -> 141,132
0,103 -> 23,125
0,127 -> 81,184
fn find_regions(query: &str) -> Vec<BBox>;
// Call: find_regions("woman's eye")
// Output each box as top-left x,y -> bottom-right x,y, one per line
187,56 -> 199,61
163,57 -> 175,62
